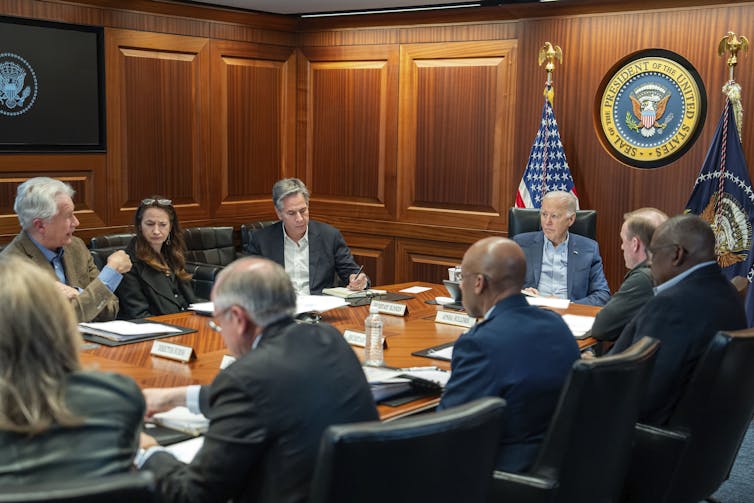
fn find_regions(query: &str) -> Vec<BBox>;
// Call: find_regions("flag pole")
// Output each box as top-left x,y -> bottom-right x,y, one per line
538,43 -> 562,199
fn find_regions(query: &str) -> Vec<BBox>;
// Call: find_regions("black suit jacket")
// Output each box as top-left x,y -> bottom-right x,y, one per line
115,240 -> 197,319
143,317 -> 378,503
610,263 -> 746,424
244,220 -> 361,294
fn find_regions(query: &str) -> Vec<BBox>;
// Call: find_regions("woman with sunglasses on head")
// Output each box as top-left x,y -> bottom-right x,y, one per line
116,197 -> 197,319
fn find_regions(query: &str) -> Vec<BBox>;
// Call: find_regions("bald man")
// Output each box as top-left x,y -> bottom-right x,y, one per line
588,208 -> 668,352
438,237 -> 580,473
610,215 -> 746,424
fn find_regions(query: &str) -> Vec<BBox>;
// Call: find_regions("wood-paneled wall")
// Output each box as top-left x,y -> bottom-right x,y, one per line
1,0 -> 753,290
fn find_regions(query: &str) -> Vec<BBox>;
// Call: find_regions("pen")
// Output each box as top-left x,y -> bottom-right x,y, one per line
354,264 -> 364,278
400,366 -> 439,372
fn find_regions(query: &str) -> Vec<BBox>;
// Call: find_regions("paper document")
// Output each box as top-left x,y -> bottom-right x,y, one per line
164,436 -> 205,464
428,345 -> 454,361
561,314 -> 596,339
78,321 -> 182,342
151,406 -> 209,436
401,368 -> 451,388
400,286 -> 432,294
189,302 -> 214,315
322,287 -> 386,299
525,296 -> 570,309
296,295 -> 348,313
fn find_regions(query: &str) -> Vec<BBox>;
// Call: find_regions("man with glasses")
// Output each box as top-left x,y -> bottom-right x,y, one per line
609,214 -> 746,424
513,190 -> 610,305
587,207 -> 668,353
438,237 -> 580,473
1,176 -> 131,321
137,257 -> 378,502
244,178 -> 368,294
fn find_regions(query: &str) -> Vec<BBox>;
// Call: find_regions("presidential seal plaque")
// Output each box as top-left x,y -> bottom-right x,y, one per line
597,49 -> 706,169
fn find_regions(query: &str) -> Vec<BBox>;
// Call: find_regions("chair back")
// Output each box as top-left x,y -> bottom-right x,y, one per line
240,220 -> 277,253
624,329 -> 754,502
508,207 -> 597,240
89,233 -> 135,249
308,396 -> 505,503
0,472 -> 156,503
183,226 -> 235,266
511,337 -> 659,503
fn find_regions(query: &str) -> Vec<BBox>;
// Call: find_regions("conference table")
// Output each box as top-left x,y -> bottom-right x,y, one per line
79,282 -> 599,421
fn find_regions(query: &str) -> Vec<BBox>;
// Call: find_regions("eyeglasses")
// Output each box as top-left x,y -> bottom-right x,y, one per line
208,307 -> 231,333
141,198 -> 173,206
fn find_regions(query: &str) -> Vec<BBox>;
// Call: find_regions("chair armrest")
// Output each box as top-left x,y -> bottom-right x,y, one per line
621,423 -> 690,503
490,470 -> 557,503
186,261 -> 224,300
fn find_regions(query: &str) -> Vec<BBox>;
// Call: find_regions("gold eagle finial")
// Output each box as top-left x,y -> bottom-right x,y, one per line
538,42 -> 563,75
718,31 -> 749,70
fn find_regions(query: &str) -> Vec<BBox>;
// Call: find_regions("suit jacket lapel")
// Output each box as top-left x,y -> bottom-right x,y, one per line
307,223 -> 321,288
566,236 -> 576,300
17,232 -> 58,279
141,265 -> 183,307
269,222 -> 285,266
532,233 -> 544,286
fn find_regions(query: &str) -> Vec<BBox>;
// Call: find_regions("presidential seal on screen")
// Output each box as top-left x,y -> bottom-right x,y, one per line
0,52 -> 38,117
596,49 -> 706,169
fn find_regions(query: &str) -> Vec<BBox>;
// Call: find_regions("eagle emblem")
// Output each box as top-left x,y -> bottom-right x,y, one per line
0,53 -> 38,117
700,195 -> 751,268
626,84 -> 673,138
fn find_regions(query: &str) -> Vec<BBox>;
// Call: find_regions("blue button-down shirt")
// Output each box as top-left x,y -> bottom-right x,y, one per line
537,233 -> 569,299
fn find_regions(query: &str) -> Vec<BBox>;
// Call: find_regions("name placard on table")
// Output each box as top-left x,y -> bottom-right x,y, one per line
343,329 -> 388,349
151,340 -> 195,363
371,300 -> 407,316
434,311 -> 476,328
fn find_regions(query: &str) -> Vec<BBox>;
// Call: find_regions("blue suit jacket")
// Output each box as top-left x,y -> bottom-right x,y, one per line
513,231 -> 610,306
438,294 -> 580,473
244,220 -> 361,294
610,263 -> 747,424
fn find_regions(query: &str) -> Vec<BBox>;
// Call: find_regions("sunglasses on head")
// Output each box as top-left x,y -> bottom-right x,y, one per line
141,198 -> 172,206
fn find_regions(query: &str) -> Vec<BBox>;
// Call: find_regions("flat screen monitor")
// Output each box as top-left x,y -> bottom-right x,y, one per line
0,16 -> 105,151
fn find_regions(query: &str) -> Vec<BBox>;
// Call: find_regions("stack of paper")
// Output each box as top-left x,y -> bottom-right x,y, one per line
561,314 -> 596,339
524,295 -> 571,309
78,321 -> 182,342
151,406 -> 209,436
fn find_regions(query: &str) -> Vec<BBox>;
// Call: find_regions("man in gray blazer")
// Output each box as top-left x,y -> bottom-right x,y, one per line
244,178 -> 368,294
513,191 -> 610,306
138,257 -> 378,503
1,177 -> 131,321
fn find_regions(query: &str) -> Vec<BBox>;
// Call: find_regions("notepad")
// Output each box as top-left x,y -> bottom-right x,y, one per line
322,287 -> 387,299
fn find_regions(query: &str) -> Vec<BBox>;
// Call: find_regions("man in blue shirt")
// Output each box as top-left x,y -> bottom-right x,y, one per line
1,177 -> 131,321
438,237 -> 580,472
513,190 -> 610,306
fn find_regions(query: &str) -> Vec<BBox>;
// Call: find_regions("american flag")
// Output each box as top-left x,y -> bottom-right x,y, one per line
515,83 -> 579,208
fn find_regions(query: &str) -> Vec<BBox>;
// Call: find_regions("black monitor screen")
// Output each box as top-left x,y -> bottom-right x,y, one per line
0,16 -> 105,151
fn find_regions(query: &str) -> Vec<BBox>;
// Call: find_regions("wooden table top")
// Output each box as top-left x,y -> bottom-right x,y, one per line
79,283 -> 599,421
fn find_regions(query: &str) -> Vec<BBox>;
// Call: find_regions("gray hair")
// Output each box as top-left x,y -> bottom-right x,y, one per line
213,257 -> 296,328
272,178 -> 310,212
13,177 -> 75,230
542,190 -> 577,216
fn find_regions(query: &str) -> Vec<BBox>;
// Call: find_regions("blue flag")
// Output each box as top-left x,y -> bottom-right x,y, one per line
685,99 -> 754,279
515,82 -> 578,208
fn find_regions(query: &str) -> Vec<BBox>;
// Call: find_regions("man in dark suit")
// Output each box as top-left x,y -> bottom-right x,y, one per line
244,178 -> 368,294
1,177 -> 131,321
610,214 -> 747,424
138,257 -> 378,503
438,237 -> 580,473
588,207 -> 668,353
513,190 -> 610,306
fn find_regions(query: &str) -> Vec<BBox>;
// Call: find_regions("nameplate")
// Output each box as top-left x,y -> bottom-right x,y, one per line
151,340 -> 195,363
371,300 -> 407,316
220,354 -> 237,369
343,329 -> 388,349
435,311 -> 476,328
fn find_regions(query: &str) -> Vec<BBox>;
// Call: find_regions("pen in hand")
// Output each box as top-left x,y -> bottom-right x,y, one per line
349,265 -> 365,290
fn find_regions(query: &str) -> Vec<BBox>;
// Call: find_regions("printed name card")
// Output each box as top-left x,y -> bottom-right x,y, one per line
435,311 -> 477,328
371,300 -> 407,316
220,354 -> 237,369
343,330 -> 388,349
151,340 -> 195,363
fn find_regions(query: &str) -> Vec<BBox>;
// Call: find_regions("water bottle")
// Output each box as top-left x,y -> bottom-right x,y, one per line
364,304 -> 384,366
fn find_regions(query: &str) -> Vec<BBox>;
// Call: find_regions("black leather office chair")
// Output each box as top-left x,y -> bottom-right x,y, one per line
508,207 -> 597,240
308,396 -> 506,503
89,232 -> 136,271
183,226 -> 236,266
240,220 -> 277,254
622,329 -> 754,503
490,336 -> 660,503
0,472 -> 157,503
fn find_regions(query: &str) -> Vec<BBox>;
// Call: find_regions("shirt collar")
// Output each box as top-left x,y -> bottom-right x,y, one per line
282,224 -> 308,246
544,231 -> 570,251
653,260 -> 717,295
27,231 -> 64,262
